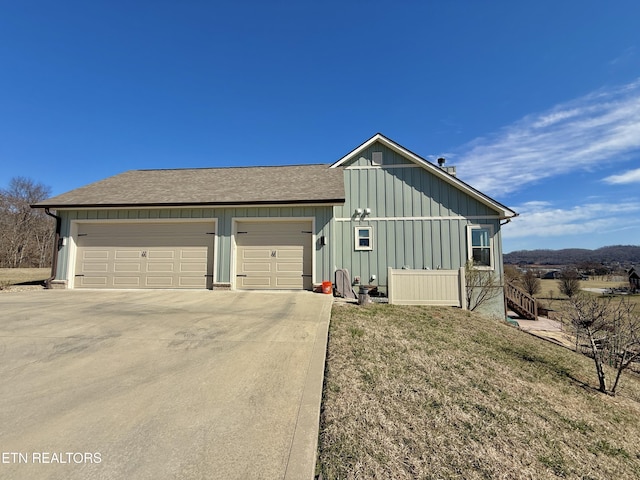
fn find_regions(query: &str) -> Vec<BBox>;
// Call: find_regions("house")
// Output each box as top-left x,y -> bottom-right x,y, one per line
33,133 -> 517,315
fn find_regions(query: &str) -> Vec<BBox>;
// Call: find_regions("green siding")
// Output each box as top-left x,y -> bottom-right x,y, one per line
334,141 -> 505,293
337,165 -> 495,218
334,217 -> 503,291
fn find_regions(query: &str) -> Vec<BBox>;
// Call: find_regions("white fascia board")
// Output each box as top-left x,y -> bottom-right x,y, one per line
330,133 -> 517,220
51,202 -> 342,211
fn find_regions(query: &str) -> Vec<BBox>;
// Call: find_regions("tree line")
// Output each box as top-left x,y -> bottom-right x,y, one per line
0,177 -> 54,268
505,246 -> 640,266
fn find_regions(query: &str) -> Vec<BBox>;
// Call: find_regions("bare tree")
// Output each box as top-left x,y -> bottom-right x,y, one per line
521,269 -> 541,296
465,260 -> 501,311
0,177 -> 53,268
558,268 -> 581,298
565,294 -> 640,395
504,265 -> 521,285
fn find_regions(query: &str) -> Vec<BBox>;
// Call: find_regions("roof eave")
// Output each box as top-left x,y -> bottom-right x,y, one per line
31,198 -> 346,210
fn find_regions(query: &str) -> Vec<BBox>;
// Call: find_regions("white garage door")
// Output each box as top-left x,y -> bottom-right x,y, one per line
74,222 -> 215,289
235,221 -> 312,290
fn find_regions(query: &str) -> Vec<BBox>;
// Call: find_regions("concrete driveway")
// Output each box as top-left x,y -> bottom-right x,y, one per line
0,289 -> 332,480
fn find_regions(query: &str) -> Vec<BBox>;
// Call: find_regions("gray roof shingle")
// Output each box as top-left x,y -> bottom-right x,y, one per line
34,164 -> 345,208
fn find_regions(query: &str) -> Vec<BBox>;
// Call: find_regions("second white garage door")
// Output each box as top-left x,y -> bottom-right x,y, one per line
235,220 -> 312,290
74,222 -> 215,289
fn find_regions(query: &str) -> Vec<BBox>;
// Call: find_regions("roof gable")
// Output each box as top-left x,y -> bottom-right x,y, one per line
331,133 -> 517,219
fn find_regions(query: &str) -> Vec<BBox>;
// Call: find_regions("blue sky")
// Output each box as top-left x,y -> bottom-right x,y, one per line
1,1 -> 639,253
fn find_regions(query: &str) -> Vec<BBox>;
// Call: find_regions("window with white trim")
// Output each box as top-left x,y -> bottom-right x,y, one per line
354,226 -> 373,251
467,225 -> 494,269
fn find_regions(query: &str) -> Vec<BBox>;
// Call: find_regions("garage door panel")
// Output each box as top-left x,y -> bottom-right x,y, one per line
81,263 -> 109,273
147,250 -> 175,259
242,262 -> 271,273
78,276 -> 108,287
145,276 -> 174,287
75,222 -> 214,289
277,248 -> 303,259
113,277 -> 141,287
276,277 -> 304,288
276,262 -> 303,273
181,250 -> 208,259
235,221 -> 312,290
83,250 -> 109,260
179,263 -> 206,273
146,263 -> 174,273
114,263 -> 141,273
242,249 -> 272,259
114,250 -> 140,259
238,277 -> 272,288
179,276 -> 208,287
239,237 -> 308,247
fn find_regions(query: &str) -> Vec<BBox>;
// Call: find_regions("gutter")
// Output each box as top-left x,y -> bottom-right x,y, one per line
32,198 -> 347,210
501,211 -> 519,224
44,208 -> 62,289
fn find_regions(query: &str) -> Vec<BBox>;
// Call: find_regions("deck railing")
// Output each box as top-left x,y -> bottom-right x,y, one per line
505,281 -> 537,320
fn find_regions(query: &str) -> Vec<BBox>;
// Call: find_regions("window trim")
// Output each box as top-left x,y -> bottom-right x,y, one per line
354,226 -> 373,251
467,224 -> 494,270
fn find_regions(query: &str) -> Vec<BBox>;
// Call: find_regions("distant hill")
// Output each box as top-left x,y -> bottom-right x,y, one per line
504,245 -> 640,265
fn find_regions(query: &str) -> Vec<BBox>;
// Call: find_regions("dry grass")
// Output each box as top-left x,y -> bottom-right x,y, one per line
537,279 -> 640,317
318,304 -> 640,479
0,268 -> 49,288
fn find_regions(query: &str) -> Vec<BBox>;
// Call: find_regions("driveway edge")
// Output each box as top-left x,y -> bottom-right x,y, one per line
283,295 -> 332,480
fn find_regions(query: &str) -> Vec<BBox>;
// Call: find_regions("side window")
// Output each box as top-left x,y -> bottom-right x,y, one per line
468,225 -> 494,269
354,226 -> 373,251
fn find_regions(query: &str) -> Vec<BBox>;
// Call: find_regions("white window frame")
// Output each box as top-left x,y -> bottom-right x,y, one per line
467,224 -> 494,270
354,226 -> 373,251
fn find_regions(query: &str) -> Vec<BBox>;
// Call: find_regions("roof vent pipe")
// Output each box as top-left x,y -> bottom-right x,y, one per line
437,157 -> 446,167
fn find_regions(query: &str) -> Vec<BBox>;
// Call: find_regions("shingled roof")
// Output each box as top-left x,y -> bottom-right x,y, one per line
34,164 -> 345,208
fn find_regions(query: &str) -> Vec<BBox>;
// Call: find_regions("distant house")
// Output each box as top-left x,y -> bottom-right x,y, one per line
32,133 -> 517,315
541,270 -> 561,280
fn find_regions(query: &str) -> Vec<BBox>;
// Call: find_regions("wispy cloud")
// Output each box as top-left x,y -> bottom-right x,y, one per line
609,46 -> 636,66
455,79 -> 640,196
503,200 -> 640,240
603,167 -> 640,184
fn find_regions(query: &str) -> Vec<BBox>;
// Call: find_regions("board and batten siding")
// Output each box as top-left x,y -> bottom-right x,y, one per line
333,142 -> 505,292
56,206 -> 334,286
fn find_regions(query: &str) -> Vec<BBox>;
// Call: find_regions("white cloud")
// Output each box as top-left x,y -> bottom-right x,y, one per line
502,200 -> 640,240
455,79 -> 640,196
603,167 -> 640,184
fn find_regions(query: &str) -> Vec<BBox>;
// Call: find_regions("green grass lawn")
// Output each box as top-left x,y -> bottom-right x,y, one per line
318,304 -> 640,479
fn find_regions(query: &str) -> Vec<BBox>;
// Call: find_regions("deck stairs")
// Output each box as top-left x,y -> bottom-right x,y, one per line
505,281 -> 538,320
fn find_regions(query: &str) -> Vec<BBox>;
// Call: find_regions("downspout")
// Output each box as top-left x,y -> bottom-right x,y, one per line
44,208 -> 62,289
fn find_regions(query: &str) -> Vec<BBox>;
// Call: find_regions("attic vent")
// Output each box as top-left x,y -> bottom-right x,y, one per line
371,152 -> 383,165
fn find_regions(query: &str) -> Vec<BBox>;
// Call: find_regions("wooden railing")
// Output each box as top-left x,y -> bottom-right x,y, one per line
505,281 -> 537,320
